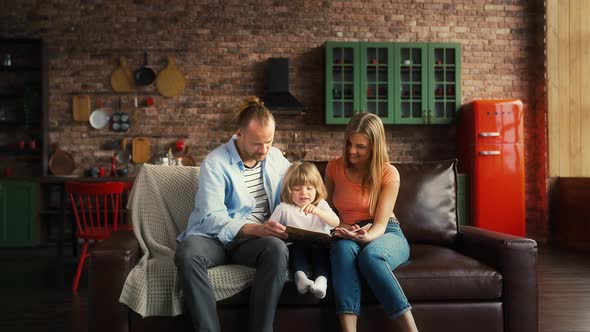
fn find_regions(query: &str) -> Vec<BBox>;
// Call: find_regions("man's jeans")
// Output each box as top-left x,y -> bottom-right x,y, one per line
330,220 -> 411,318
175,235 -> 288,332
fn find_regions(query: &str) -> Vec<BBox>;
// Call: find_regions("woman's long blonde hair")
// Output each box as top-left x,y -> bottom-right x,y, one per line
342,112 -> 389,216
280,161 -> 327,206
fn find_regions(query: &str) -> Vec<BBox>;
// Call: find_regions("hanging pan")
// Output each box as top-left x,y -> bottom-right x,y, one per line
134,52 -> 156,86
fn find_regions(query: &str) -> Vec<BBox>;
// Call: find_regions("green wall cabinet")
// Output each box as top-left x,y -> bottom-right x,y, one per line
325,42 -> 461,125
0,180 -> 38,246
325,42 -> 361,125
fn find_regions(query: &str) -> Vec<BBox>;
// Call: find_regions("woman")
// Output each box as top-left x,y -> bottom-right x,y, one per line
325,112 -> 418,332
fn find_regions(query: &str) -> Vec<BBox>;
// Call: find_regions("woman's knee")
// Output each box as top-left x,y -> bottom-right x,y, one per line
330,240 -> 360,262
357,243 -> 408,271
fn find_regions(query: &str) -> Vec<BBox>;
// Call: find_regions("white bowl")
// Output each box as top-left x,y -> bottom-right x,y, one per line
89,110 -> 109,129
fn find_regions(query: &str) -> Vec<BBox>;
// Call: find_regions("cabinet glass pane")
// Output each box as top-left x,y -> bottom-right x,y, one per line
412,102 -> 422,118
446,102 -> 455,118
401,48 -> 422,65
365,47 -> 388,65
446,48 -> 456,64
343,84 -> 354,98
401,102 -> 410,118
333,102 -> 355,119
434,102 -> 444,118
333,101 -> 354,118
330,46 -> 356,121
332,48 -> 355,64
400,46 -> 423,122
365,46 -> 389,105
432,46 -> 457,121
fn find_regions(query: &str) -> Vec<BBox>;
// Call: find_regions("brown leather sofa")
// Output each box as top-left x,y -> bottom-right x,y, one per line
88,159 -> 538,332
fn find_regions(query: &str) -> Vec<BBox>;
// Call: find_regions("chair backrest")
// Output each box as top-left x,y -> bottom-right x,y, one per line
65,182 -> 125,238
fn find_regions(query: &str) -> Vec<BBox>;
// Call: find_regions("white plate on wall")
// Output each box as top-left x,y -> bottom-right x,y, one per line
89,109 -> 109,129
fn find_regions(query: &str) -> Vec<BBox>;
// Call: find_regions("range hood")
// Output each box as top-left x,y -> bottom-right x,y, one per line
262,58 -> 305,113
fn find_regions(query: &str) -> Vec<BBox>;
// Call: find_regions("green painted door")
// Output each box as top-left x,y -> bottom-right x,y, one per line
360,43 -> 395,124
394,43 -> 428,124
428,43 -> 461,124
0,180 -> 38,246
325,42 -> 360,125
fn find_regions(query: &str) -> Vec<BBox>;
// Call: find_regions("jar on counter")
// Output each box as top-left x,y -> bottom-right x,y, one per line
3,54 -> 11,67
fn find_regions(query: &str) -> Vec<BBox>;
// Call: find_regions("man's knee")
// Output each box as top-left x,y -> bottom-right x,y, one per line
259,237 -> 289,266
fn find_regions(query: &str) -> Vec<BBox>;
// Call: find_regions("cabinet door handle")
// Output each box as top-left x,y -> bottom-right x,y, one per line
479,150 -> 501,156
479,132 -> 500,137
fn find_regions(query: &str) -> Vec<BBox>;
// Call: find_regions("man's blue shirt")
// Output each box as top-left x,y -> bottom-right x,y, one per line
177,135 -> 291,245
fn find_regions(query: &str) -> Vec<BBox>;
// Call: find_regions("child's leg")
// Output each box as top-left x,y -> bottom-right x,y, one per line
289,244 -> 314,294
309,245 -> 330,299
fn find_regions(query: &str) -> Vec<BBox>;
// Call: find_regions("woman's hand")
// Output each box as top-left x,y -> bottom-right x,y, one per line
332,224 -> 372,244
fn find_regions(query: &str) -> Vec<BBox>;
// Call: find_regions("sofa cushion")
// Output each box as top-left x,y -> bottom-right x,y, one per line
313,159 -> 459,246
367,244 -> 502,303
393,159 -> 458,245
218,244 -> 502,306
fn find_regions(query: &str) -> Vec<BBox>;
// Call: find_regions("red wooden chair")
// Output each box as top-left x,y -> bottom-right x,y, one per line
120,181 -> 134,231
65,182 -> 125,292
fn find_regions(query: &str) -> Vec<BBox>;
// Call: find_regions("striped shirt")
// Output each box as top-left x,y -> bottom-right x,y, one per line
244,162 -> 270,223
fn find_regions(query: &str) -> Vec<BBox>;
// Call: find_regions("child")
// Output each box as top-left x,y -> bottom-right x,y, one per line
269,161 -> 340,299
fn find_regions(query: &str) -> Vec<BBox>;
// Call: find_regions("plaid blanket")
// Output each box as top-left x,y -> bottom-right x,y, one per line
118,164 -> 257,317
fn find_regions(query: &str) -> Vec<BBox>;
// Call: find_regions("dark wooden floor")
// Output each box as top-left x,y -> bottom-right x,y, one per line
0,245 -> 588,332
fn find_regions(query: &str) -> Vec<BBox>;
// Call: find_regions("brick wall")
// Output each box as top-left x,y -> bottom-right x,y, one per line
1,0 -> 547,241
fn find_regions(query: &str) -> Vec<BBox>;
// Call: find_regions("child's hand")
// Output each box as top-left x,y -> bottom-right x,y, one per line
300,204 -> 319,216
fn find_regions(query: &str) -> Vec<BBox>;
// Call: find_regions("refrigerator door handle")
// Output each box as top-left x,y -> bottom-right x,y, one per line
479,132 -> 501,137
479,150 -> 501,156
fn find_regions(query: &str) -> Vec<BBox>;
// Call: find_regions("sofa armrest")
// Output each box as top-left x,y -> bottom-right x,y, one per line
455,225 -> 538,332
89,230 -> 140,332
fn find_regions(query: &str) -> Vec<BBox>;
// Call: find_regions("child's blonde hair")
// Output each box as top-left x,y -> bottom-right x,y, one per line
280,161 -> 327,206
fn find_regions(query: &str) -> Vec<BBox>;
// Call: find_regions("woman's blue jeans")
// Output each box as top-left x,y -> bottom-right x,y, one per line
330,220 -> 411,318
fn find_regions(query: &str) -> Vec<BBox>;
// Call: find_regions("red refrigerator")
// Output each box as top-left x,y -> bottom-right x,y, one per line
457,99 -> 525,236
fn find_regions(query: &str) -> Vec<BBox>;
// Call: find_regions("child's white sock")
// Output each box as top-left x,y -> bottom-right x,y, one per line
310,276 -> 328,299
294,271 -> 313,294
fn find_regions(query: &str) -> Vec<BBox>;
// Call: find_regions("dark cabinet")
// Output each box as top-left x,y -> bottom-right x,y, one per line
0,38 -> 48,177
0,180 -> 39,246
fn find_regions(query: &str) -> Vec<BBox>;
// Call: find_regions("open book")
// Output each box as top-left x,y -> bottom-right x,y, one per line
285,223 -> 372,247
285,226 -> 332,246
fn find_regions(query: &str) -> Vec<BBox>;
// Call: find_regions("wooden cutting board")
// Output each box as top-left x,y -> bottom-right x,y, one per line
110,56 -> 135,93
49,146 -> 75,175
72,95 -> 91,122
155,56 -> 186,97
132,137 -> 150,163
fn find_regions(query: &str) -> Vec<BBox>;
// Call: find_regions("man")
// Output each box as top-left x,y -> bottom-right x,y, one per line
175,96 -> 291,332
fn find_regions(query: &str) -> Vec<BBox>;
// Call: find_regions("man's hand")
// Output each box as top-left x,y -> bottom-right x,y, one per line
240,220 -> 287,239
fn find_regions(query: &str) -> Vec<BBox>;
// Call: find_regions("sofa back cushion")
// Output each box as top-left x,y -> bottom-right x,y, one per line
312,159 -> 458,246
393,159 -> 458,245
